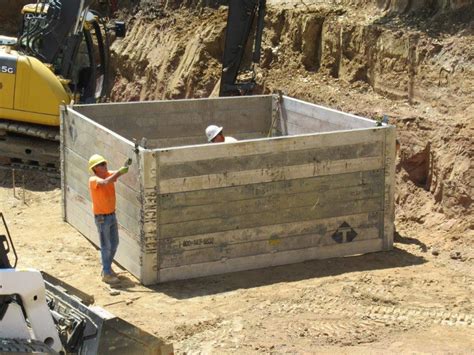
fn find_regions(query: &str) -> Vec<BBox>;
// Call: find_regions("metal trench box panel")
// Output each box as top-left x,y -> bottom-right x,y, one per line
61,95 -> 395,285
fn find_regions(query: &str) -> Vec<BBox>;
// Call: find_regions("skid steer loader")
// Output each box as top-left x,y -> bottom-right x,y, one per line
0,212 -> 173,354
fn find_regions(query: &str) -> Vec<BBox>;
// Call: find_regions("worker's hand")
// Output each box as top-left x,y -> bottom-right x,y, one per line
118,166 -> 129,175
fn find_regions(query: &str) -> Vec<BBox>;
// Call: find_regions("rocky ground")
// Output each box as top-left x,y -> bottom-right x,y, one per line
1,0 -> 473,353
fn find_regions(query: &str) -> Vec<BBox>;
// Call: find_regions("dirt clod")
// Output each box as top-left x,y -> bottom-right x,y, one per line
450,251 -> 462,260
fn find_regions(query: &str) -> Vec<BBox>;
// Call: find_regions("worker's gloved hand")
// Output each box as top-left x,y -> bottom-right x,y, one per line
118,166 -> 129,175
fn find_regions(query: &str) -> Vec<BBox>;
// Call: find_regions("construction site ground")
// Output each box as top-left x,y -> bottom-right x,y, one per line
1,175 -> 473,353
1,0 -> 473,353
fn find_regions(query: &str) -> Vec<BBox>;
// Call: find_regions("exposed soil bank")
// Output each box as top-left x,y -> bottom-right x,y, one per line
110,1 -> 473,250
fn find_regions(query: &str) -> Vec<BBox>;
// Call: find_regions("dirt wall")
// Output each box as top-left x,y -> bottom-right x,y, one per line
109,1 -> 473,246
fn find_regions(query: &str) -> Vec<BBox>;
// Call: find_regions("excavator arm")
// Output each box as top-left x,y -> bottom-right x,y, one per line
18,0 -> 113,103
219,0 -> 266,96
19,0 -> 94,64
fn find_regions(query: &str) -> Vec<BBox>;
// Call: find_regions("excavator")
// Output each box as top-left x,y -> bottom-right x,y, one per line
0,212 -> 174,354
0,0 -> 124,171
0,0 -> 266,172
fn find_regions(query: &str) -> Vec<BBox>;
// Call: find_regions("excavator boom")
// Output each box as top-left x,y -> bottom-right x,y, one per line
220,0 -> 266,96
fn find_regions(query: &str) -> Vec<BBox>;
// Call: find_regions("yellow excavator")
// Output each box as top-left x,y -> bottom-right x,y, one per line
0,0 -> 124,171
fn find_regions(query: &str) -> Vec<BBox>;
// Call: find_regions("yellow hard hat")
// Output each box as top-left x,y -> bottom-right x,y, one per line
88,154 -> 107,173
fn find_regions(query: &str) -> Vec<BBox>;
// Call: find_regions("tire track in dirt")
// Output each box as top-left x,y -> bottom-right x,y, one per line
271,293 -> 474,329
241,285 -> 473,347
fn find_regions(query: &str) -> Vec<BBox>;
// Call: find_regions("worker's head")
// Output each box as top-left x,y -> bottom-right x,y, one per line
88,154 -> 107,175
206,125 -> 224,143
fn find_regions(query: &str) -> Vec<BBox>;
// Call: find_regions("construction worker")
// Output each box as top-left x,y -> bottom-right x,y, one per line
88,154 -> 129,285
205,125 -> 237,143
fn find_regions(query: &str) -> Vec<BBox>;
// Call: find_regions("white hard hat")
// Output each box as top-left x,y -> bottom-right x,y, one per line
205,125 -> 223,142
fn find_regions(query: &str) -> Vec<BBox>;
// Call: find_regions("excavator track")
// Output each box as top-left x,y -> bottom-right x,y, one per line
0,338 -> 58,354
0,121 -> 60,176
0,121 -> 59,141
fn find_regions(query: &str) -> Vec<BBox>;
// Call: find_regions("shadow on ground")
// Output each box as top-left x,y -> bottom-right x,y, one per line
154,245 -> 426,299
0,169 -> 60,192
394,230 -> 428,252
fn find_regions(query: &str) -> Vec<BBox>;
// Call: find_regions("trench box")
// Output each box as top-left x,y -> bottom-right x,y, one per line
60,95 -> 396,285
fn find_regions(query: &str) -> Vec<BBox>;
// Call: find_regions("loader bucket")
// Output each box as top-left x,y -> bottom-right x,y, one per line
42,272 -> 173,354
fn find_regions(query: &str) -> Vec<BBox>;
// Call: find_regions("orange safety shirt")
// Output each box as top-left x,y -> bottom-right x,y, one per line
89,172 -> 116,215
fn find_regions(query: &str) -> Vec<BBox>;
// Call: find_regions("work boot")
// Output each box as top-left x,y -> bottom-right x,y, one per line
102,273 -> 120,284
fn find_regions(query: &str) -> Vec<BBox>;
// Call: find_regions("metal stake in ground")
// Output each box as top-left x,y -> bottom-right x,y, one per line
12,169 -> 16,199
22,174 -> 26,205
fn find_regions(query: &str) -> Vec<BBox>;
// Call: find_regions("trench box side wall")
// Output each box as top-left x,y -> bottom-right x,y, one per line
139,150 -> 160,285
152,126 -> 392,283
279,96 -> 376,134
76,95 -> 273,148
61,108 -> 144,279
383,126 -> 396,250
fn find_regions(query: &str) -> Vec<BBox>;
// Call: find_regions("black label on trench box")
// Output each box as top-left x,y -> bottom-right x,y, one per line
332,222 -> 358,243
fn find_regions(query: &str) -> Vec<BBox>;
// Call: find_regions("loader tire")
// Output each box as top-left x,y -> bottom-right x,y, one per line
0,338 -> 59,355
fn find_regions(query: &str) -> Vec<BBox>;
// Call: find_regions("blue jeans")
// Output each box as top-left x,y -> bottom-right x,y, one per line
94,213 -> 119,275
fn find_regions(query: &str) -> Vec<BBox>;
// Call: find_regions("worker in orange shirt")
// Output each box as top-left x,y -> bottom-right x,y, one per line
88,154 -> 129,285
